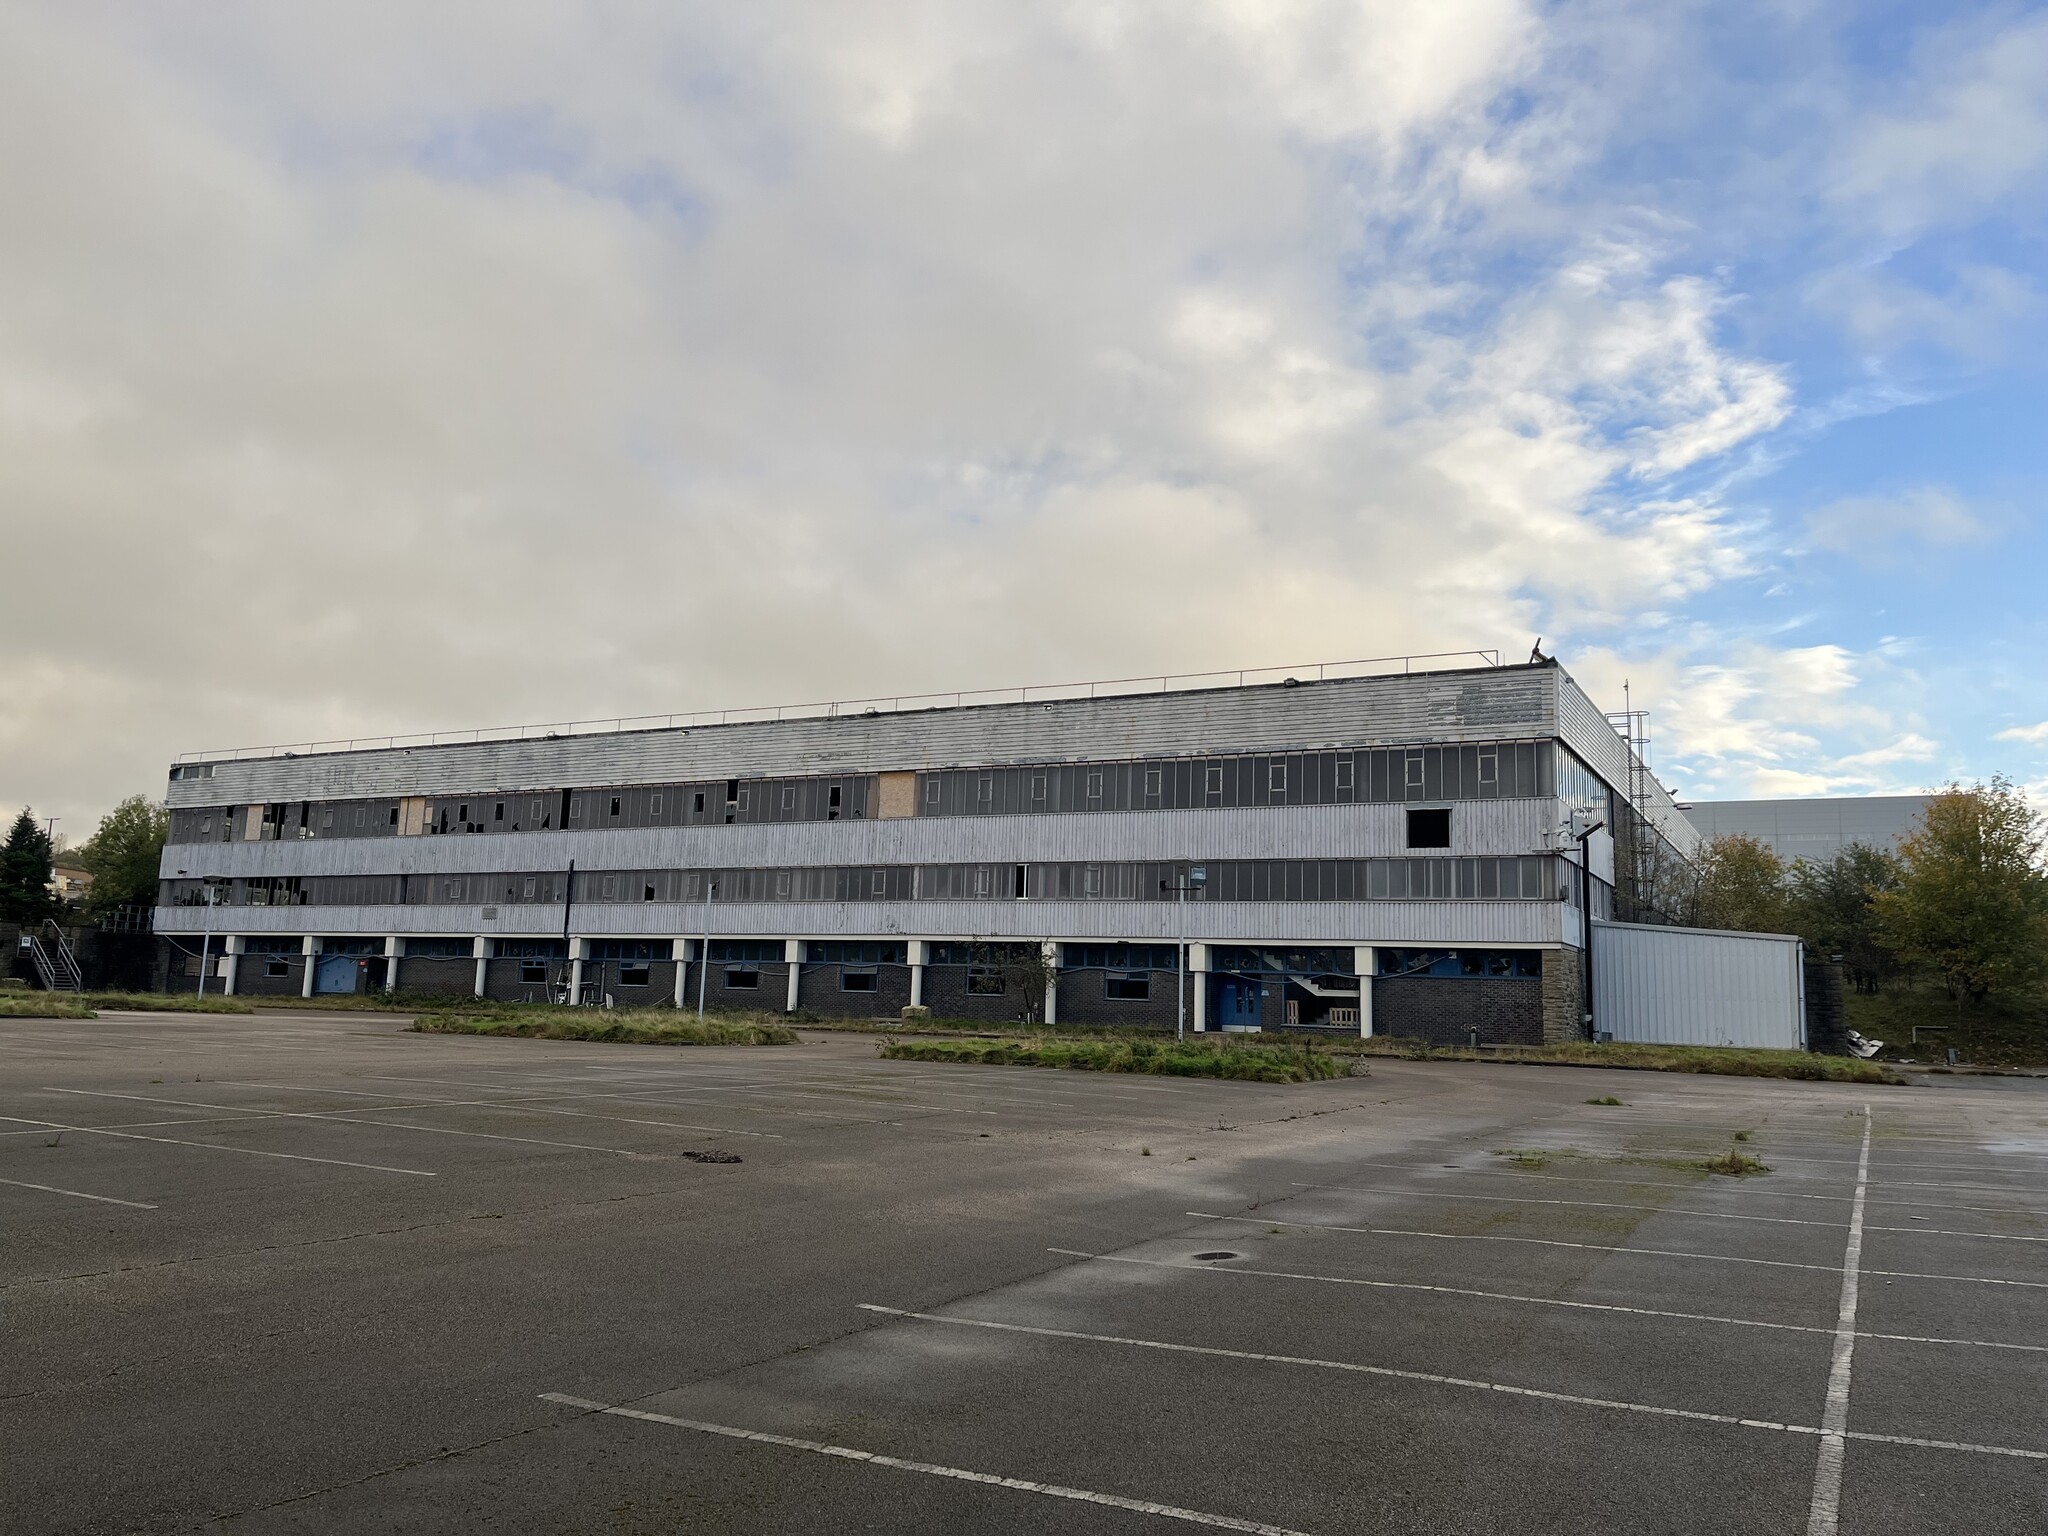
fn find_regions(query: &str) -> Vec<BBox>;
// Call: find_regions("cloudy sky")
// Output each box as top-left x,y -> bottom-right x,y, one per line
5,1 -> 2046,838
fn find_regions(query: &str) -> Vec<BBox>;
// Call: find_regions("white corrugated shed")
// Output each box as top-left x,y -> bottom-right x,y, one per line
1592,921 -> 1805,1049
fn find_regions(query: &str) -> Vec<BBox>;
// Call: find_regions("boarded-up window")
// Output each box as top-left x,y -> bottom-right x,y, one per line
878,771 -> 917,819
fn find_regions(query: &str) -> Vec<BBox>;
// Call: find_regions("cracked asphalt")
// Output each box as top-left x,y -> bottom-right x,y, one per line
2,1010 -> 2044,1534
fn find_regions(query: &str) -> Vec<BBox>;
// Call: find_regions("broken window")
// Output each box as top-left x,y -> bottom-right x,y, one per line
619,963 -> 651,986
839,968 -> 878,992
609,796 -> 621,818
693,792 -> 706,815
828,784 -> 841,820
1407,808 -> 1452,849
723,967 -> 760,990
519,959 -> 548,983
1104,973 -> 1151,1001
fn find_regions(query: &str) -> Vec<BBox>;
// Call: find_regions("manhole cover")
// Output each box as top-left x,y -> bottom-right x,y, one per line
1191,1251 -> 1242,1262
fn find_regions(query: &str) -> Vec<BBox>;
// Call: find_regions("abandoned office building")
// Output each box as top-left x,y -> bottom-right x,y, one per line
153,658 -> 1697,1045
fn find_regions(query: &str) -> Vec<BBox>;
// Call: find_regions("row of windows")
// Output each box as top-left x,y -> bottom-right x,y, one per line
168,742 -> 1607,845
162,855 -> 1561,911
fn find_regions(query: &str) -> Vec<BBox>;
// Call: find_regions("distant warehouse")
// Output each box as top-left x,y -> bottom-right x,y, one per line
154,655 -> 1697,1046
1681,796 -> 1929,863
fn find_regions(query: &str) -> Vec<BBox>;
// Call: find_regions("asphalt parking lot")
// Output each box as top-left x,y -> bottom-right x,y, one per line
3,1011 -> 2043,1534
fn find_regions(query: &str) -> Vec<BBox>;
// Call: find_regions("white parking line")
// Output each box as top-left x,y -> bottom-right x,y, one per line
0,1175 -> 157,1209
42,1088 -> 640,1158
539,1392 -> 1311,1535
206,1080 -> 784,1139
1290,1181 -> 2048,1244
853,1307 -> 2048,1462
1806,1107 -> 1872,1536
0,1115 -> 435,1176
1189,1212 -> 2048,1292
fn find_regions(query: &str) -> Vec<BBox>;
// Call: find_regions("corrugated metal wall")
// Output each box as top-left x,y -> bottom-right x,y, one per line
1591,921 -> 1804,1049
167,666 -> 1558,807
155,897 -> 1562,946
158,800 -> 1565,882
1555,674 -> 1700,855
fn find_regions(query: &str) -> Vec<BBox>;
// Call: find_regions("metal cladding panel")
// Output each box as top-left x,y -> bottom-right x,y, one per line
1555,674 -> 1700,856
1591,921 -> 1804,1048
1681,796 -> 1928,861
157,800 -> 1566,881
165,665 -> 1557,807
156,899 -> 1562,945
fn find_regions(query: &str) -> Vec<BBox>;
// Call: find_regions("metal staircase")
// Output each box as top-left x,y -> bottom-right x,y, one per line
25,921 -> 84,992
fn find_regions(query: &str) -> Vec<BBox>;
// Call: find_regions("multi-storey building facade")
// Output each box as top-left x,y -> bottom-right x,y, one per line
153,658 -> 1696,1045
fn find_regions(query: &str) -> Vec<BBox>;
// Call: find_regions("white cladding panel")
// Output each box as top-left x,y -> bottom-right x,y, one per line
1555,674 -> 1700,856
156,899 -> 1563,946
1592,921 -> 1804,1048
158,801 -> 1565,881
166,666 -> 1557,807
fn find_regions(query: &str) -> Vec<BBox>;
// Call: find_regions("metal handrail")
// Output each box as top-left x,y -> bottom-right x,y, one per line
173,649 -> 1505,765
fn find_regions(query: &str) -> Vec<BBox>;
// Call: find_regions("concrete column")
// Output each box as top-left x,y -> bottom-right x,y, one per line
221,935 -> 242,996
1190,942 -> 1209,1032
568,937 -> 587,1007
906,939 -> 926,1009
784,939 -> 803,1013
300,935 -> 319,999
472,936 -> 489,999
671,938 -> 691,1009
384,936 -> 402,994
1354,945 -> 1375,1038
1042,941 -> 1060,1026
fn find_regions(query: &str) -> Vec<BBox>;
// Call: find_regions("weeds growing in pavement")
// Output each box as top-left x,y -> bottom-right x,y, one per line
1699,1151 -> 1771,1176
1585,1095 -> 1624,1105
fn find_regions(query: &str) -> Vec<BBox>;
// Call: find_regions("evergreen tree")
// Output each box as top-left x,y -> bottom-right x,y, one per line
1787,843 -> 1904,993
0,807 -> 58,924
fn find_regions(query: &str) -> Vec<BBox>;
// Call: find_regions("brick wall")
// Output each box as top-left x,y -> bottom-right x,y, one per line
1539,946 -> 1586,1044
236,956 -> 307,997
1373,976 -> 1543,1046
796,962 -> 912,1019
394,956 -> 478,996
920,965 -> 1037,1023
677,960 -> 791,1012
1057,969 -> 1186,1030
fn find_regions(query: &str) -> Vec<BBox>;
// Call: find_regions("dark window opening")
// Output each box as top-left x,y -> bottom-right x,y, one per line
1104,973 -> 1151,1001
829,784 -> 841,821
609,796 -> 621,817
839,968 -> 878,992
264,959 -> 290,977
1407,808 -> 1452,849
725,779 -> 739,803
694,792 -> 706,814
388,807 -> 399,825
519,960 -> 548,983
723,966 -> 760,989
1013,864 -> 1028,899
618,963 -> 652,986
494,802 -> 505,822
967,967 -> 1007,995
643,883 -> 656,902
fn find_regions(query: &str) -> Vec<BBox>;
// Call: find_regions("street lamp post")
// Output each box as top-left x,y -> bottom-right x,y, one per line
189,877 -> 220,1001
1573,818 -> 1605,1040
696,879 -> 719,1020
1159,866 -> 1207,1042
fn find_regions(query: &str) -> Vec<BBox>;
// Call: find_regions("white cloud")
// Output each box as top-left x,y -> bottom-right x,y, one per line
1805,486 -> 1990,562
0,2 -> 1860,828
1997,722 -> 2048,747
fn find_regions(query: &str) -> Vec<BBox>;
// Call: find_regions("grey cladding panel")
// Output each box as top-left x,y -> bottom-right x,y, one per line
168,665 -> 1560,806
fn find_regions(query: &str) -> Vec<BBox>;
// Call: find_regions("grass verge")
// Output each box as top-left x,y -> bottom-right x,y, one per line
877,1034 -> 1346,1082
1848,985 -> 2048,1069
0,995 -> 99,1018
1356,1036 -> 1905,1084
410,1008 -> 798,1046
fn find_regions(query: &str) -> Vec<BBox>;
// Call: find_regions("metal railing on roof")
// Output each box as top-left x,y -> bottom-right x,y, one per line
173,649 -> 1505,765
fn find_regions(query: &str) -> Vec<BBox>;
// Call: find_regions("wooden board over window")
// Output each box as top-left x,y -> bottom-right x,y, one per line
877,771 -> 917,819
396,797 -> 429,837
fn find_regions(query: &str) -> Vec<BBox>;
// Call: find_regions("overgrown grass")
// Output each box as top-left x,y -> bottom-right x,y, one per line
877,1034 -> 1346,1082
0,995 -> 98,1018
1355,1036 -> 1905,1084
410,1007 -> 798,1046
73,991 -> 253,1013
1699,1150 -> 1772,1177
1847,985 -> 2048,1069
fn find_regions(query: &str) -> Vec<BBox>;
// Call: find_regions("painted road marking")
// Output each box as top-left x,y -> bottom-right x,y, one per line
0,1175 -> 157,1209
207,1079 -> 785,1139
1290,1181 -> 2048,1244
0,1115 -> 436,1176
855,1307 -> 2048,1462
1807,1107 -> 1872,1536
539,1392 -> 1312,1535
1046,1247 -> 2046,1354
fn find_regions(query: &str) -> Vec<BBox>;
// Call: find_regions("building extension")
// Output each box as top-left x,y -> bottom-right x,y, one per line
153,657 -> 1697,1046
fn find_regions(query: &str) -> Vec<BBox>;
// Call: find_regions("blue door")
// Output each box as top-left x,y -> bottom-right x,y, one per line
1214,976 -> 1263,1031
314,954 -> 360,994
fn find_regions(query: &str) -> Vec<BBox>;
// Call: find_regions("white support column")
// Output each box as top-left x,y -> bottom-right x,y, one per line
221,935 -> 242,996
472,936 -> 489,999
672,938 -> 691,1009
1190,942 -> 1209,1032
568,937 -> 587,1007
384,936 -> 402,994
784,939 -> 803,1013
1042,941 -> 1060,1026
906,939 -> 926,1009
1354,945 -> 1375,1038
300,935 -> 319,999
